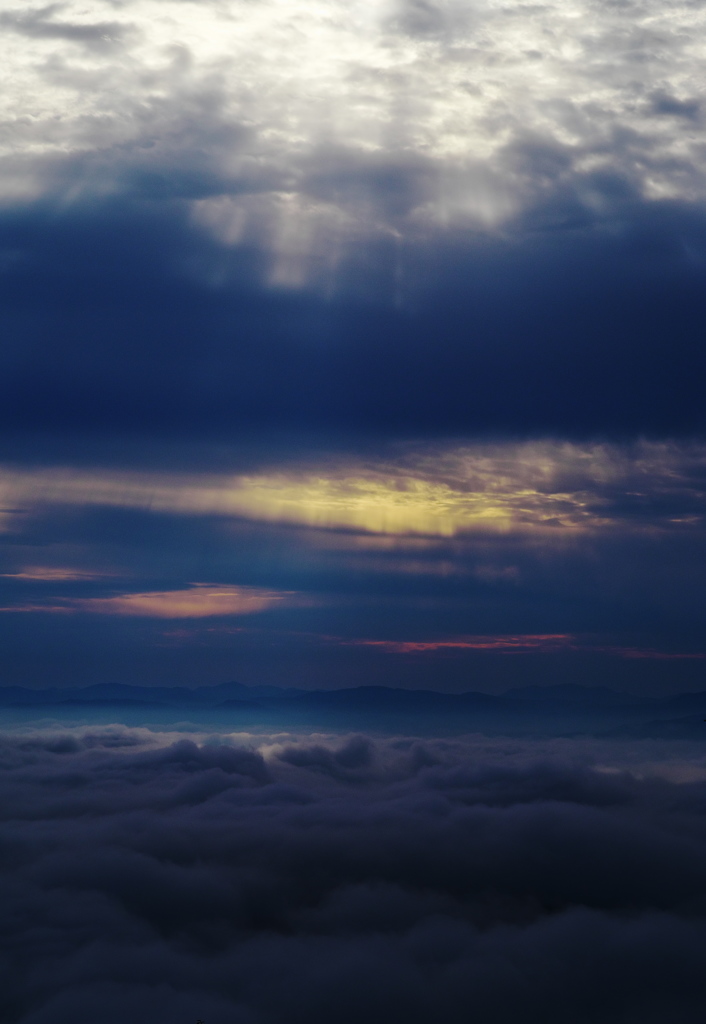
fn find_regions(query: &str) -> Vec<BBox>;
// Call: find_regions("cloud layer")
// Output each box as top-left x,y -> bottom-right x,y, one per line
3,438 -> 706,535
2,0 -> 706,435
4,0 -> 706,243
3,727 -> 706,1023
1,437 -> 705,690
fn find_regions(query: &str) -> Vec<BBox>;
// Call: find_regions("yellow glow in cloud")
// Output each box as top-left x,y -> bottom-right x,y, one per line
0,440 -> 703,538
225,473 -> 516,535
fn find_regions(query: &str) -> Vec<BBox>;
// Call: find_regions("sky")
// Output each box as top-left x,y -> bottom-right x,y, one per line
1,0 -> 706,693
4,7 -> 706,1021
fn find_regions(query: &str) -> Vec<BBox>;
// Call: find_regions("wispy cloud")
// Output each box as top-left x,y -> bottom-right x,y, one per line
1,441 -> 704,537
349,634 -> 576,653
0,583 -> 293,618
346,635 -> 706,659
0,566 -> 111,581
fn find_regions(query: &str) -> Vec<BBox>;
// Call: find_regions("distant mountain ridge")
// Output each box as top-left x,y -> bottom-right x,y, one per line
1,681 -> 705,737
501,684 -> 651,706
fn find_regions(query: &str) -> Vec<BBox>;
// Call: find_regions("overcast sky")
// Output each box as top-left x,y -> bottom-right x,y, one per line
1,0 -> 705,692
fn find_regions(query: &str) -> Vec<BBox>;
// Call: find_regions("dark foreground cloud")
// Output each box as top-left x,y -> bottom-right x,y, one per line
3,727 -> 706,1023
2,195 -> 706,440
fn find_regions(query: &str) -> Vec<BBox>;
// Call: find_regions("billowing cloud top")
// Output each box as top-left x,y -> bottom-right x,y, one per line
4,725 -> 706,1022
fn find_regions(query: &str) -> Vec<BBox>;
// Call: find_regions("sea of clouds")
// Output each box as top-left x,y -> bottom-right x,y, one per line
3,725 -> 706,1022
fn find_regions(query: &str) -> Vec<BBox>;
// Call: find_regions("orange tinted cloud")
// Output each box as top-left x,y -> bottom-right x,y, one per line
349,635 -> 574,653
0,567 -> 109,581
73,584 -> 289,618
0,584 -> 292,619
346,635 -> 706,659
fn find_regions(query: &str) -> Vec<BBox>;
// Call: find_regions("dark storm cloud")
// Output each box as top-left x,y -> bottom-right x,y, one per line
0,5 -> 132,49
1,193 -> 706,439
649,91 -> 701,121
0,0 -> 703,439
3,728 -> 706,1022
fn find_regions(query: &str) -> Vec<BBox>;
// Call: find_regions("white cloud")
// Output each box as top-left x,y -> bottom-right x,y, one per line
1,0 -> 705,276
